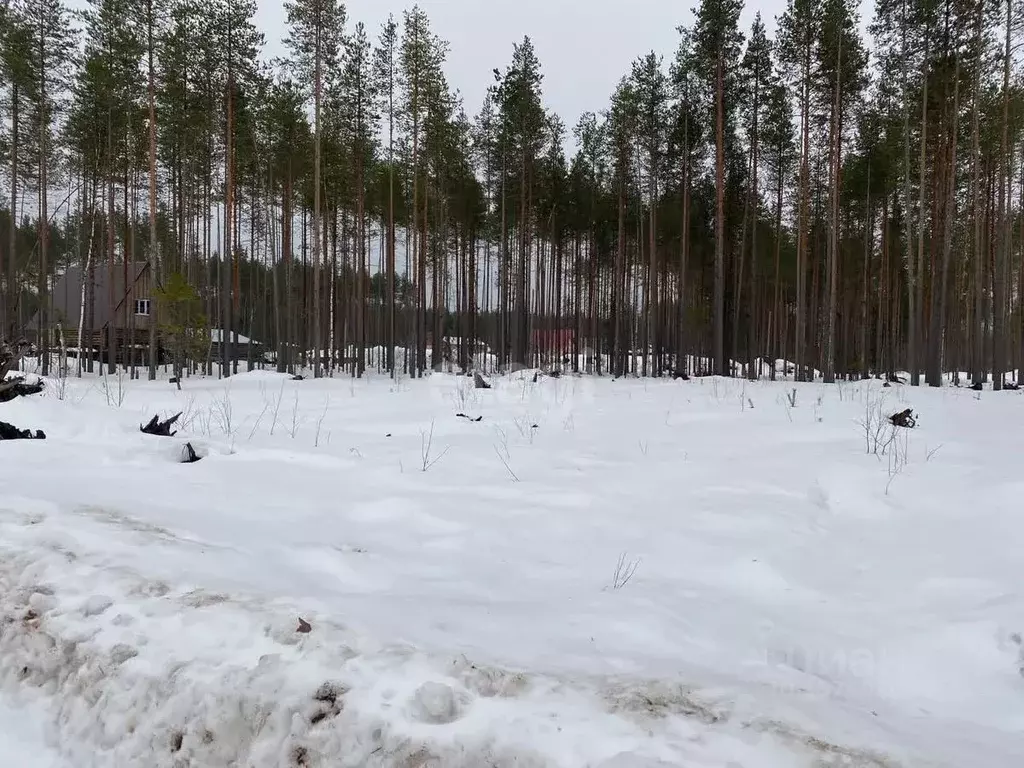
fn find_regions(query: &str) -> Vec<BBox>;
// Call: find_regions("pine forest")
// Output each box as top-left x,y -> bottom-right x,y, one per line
2,0 -> 1023,389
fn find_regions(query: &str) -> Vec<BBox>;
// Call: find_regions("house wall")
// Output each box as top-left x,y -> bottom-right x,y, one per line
31,262 -> 153,334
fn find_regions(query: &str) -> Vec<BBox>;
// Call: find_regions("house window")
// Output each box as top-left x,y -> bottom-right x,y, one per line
134,299 -> 151,316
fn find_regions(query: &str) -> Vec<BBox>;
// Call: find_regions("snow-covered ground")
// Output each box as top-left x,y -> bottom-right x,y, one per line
0,698 -> 69,766
1,368 -> 1022,767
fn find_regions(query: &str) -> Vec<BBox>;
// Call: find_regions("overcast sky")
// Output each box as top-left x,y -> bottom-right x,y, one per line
255,0 -> 876,133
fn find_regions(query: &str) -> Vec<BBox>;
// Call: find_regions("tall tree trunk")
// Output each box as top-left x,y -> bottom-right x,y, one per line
713,53 -> 726,376
221,43 -> 233,378
387,98 -> 396,377
679,101 -> 691,375
972,0 -> 985,386
902,0 -> 917,384
861,176 -> 872,379
38,27 -> 49,377
824,30 -> 842,384
312,16 -> 323,378
796,21 -> 811,381
146,0 -> 159,379
6,82 -> 18,338
912,33 -> 929,386
773,123 -> 787,380
614,162 -> 625,377
748,63 -> 761,382
994,0 -> 1012,391
930,54 -> 960,386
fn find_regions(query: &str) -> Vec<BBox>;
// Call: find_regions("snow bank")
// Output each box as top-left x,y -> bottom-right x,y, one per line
0,521 -> 801,767
0,698 -> 68,767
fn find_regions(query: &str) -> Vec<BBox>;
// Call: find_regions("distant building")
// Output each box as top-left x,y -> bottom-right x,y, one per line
28,262 -> 153,351
531,328 -> 575,354
209,328 -> 262,361
28,263 -> 262,365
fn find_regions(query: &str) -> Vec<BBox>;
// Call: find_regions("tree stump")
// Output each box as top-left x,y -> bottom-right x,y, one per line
0,421 -> 46,440
181,442 -> 201,463
889,408 -> 917,429
0,377 -> 44,403
141,412 -> 182,437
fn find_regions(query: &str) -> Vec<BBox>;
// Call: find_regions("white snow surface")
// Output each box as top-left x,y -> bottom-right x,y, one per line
0,697 -> 69,766
1,370 -> 1022,767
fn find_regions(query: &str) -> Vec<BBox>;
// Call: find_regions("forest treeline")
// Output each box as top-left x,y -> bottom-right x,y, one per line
1,0 -> 1023,385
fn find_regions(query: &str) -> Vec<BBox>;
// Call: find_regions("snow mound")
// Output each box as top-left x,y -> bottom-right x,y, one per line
0,522 -> 810,767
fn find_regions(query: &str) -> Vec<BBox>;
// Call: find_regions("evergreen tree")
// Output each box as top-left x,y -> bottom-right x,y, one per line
216,0 -> 262,376
630,52 -> 669,374
738,14 -> 773,376
0,2 -> 34,333
693,0 -> 744,375
669,26 -> 704,376
23,0 -> 77,374
284,0 -> 345,379
264,77 -> 311,374
372,14 -> 399,376
817,0 -> 867,382
760,76 -> 796,377
496,36 -> 546,367
337,20 -> 378,375
777,0 -> 819,380
607,77 -> 637,377
400,5 -> 447,374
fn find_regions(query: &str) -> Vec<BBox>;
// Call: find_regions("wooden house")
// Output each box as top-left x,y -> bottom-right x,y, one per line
29,262 -> 265,366
28,262 -> 155,357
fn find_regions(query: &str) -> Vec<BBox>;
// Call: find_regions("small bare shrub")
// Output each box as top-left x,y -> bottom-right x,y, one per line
609,553 -> 642,590
420,420 -> 450,472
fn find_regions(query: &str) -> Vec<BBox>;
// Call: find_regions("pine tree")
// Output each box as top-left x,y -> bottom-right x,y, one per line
993,0 -> 1012,390
670,27 -> 704,377
216,0 -> 262,376
607,77 -> 637,377
817,0 -> 867,382
400,5 -> 447,375
760,75 -> 796,379
630,52 -> 668,375
0,2 -> 34,334
496,36 -> 546,367
265,77 -> 311,374
285,0 -> 345,379
77,0 -> 145,373
23,0 -> 77,374
372,14 -> 399,376
777,0 -> 819,381
143,0 -> 164,380
337,21 -> 378,376
693,0 -> 744,376
738,13 -> 773,377
471,87 -> 500,366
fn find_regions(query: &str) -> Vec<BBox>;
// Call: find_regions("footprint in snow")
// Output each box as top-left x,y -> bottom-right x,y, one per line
109,643 -> 138,665
596,757 -> 683,768
408,681 -> 466,725
80,595 -> 113,617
